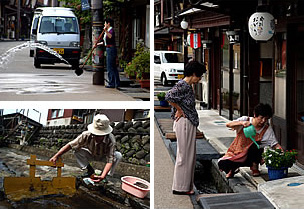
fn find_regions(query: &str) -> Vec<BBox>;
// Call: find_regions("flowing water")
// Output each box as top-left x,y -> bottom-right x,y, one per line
0,41 -> 69,69
0,192 -> 115,209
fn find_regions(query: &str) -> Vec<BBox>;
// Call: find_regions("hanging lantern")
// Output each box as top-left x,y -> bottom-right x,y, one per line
248,12 -> 275,41
180,20 -> 188,30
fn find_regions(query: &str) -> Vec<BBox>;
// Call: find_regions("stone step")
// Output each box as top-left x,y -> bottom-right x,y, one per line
198,192 -> 274,209
169,139 -> 221,161
165,131 -> 205,141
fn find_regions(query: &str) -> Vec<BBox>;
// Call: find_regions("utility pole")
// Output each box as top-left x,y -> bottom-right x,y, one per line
16,0 -> 20,40
52,0 -> 58,7
91,0 -> 104,85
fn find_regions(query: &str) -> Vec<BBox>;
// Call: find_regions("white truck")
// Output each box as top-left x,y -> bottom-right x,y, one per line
30,7 -> 80,69
154,51 -> 184,86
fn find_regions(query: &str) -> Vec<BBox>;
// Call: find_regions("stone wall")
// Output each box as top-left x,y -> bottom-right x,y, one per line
4,120 -> 150,166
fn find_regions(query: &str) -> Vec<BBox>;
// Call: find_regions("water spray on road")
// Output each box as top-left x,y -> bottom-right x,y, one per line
0,41 -> 69,70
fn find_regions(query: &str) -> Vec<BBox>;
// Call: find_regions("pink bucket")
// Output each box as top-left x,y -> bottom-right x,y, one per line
121,176 -> 150,199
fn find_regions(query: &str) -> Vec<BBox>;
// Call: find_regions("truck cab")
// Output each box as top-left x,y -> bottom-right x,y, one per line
30,7 -> 81,69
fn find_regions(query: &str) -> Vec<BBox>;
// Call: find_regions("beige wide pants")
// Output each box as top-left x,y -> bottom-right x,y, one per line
172,117 -> 197,192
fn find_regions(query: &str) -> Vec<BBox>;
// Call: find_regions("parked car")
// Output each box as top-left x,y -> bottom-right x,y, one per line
154,51 -> 184,86
30,7 -> 81,69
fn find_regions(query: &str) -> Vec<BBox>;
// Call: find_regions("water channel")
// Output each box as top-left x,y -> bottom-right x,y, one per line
0,191 -> 115,209
0,147 -> 147,209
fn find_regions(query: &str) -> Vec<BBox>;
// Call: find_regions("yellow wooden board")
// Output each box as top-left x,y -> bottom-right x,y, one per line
3,154 -> 76,201
4,177 -> 76,201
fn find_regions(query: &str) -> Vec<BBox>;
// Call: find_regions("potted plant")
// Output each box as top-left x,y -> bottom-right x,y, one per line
262,148 -> 298,180
119,59 -> 128,72
125,61 -> 136,79
125,42 -> 150,88
157,92 -> 169,107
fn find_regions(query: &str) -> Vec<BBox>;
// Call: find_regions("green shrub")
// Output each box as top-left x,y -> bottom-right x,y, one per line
262,148 -> 297,169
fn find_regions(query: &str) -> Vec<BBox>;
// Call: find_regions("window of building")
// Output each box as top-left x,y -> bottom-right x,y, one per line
233,44 -> 241,117
274,33 -> 287,119
145,5 -> 150,48
222,33 -> 229,68
132,18 -> 140,49
58,109 -> 64,117
221,32 -> 230,119
51,110 -> 57,118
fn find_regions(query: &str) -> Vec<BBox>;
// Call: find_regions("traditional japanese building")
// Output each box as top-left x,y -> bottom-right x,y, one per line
155,0 -> 304,165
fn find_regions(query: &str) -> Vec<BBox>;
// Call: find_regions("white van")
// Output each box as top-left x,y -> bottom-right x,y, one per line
30,7 -> 80,69
154,51 -> 184,85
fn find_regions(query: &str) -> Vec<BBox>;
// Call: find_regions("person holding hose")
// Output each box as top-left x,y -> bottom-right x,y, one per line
97,18 -> 120,89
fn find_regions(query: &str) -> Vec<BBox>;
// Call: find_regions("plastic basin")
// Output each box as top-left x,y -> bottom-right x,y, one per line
121,176 -> 150,199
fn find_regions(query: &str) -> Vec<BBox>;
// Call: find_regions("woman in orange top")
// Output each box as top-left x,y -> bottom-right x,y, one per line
218,103 -> 283,178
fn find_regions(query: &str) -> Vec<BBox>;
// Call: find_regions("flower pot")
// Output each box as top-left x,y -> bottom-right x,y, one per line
267,167 -> 288,180
160,100 -> 169,107
139,80 -> 150,89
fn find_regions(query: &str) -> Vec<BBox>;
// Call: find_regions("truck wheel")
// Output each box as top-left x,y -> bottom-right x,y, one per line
161,74 -> 168,86
34,58 -> 41,68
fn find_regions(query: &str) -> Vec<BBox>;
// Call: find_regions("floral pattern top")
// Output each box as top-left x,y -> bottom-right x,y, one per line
165,79 -> 199,127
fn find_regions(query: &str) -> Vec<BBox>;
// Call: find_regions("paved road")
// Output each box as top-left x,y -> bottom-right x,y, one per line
0,41 -> 135,101
154,122 -> 193,209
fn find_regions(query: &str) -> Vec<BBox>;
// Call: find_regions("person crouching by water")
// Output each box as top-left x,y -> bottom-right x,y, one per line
50,114 -> 122,182
218,103 -> 283,178
165,61 -> 206,195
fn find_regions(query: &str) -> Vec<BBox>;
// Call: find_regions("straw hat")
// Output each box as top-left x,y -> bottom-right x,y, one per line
87,114 -> 113,136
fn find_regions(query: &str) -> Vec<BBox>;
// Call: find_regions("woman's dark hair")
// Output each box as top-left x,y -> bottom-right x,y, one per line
105,18 -> 114,27
254,103 -> 273,118
184,61 -> 207,77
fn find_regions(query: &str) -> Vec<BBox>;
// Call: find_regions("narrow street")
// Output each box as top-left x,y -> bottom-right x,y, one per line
0,41 -> 149,101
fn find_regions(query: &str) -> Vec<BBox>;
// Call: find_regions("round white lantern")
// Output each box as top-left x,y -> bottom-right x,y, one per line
248,12 -> 275,41
181,20 -> 188,30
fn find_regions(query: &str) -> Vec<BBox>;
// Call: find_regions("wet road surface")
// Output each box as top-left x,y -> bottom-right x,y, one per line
0,41 -> 136,101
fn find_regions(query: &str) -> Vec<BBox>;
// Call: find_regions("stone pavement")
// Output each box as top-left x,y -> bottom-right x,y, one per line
154,122 -> 193,209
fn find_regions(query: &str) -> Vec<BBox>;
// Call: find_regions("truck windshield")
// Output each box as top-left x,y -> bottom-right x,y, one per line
162,53 -> 184,63
39,17 -> 78,34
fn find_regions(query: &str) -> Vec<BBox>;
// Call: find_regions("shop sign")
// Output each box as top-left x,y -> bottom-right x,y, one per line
81,0 -> 90,11
248,12 -> 275,41
226,31 -> 240,44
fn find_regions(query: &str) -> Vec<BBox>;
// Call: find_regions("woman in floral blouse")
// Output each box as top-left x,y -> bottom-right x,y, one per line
165,61 -> 206,195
